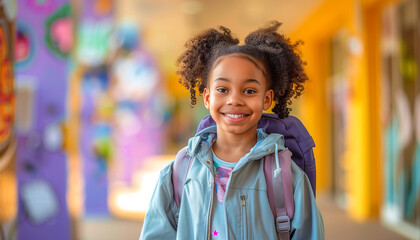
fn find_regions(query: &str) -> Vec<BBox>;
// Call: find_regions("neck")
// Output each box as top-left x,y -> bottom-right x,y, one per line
212,126 -> 258,163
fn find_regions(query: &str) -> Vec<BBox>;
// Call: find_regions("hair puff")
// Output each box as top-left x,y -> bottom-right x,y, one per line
176,26 -> 239,106
245,21 -> 308,118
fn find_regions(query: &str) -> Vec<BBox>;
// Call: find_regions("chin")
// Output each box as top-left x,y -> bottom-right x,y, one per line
220,124 -> 258,136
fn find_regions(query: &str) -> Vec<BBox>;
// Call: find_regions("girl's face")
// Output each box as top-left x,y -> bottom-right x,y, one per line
203,54 -> 273,138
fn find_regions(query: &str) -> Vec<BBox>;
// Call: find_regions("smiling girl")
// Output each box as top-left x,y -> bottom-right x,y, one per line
140,21 -> 325,240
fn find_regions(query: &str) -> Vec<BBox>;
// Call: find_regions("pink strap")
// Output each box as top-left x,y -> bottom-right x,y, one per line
279,149 -> 294,219
171,147 -> 193,207
264,150 -> 294,219
264,149 -> 294,240
264,153 -> 276,219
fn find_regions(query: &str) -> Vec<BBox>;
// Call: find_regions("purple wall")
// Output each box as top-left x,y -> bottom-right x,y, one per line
80,68 -> 111,216
15,0 -> 71,239
76,0 -> 114,217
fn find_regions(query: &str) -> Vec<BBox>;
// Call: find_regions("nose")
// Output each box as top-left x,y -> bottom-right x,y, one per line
227,90 -> 244,106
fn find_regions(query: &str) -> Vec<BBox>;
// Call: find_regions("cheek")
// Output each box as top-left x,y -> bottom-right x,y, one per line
248,98 -> 264,110
210,94 -> 221,106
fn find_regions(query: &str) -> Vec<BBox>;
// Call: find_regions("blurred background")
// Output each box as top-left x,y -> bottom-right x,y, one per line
0,0 -> 419,239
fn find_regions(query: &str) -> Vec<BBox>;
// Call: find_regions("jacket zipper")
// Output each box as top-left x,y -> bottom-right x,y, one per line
241,195 -> 247,239
207,172 -> 215,239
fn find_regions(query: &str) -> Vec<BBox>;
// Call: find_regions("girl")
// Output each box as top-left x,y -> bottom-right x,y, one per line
140,21 -> 325,240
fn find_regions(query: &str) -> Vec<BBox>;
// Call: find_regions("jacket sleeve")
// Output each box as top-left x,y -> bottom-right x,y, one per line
290,172 -> 325,240
139,163 -> 178,240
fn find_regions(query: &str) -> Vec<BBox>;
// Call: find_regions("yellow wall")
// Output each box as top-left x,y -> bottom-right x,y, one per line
291,0 -> 398,220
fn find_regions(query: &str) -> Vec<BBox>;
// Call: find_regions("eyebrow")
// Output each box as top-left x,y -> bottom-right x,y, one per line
214,78 -> 261,85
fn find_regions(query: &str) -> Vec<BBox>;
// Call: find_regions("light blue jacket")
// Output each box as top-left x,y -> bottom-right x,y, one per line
140,126 -> 325,240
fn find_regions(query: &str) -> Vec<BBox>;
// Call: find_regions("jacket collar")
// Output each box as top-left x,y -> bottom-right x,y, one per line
187,125 -> 286,169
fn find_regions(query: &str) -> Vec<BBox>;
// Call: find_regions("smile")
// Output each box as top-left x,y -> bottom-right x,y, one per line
224,114 -> 245,119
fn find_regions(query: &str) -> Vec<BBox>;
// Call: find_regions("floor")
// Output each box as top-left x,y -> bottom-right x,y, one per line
316,194 -> 411,240
78,217 -> 142,240
79,194 -> 414,240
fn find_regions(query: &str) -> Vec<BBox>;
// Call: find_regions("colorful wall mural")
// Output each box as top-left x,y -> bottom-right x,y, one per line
381,0 -> 420,230
76,0 -> 114,216
15,0 -> 72,239
68,0 -> 165,218
0,1 -> 17,239
80,67 -> 113,215
110,22 -> 163,184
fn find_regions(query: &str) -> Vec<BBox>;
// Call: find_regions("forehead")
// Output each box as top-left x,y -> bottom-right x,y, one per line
209,54 -> 269,88
211,53 -> 266,74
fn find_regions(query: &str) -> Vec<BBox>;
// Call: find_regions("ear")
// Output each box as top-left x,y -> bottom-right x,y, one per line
203,88 -> 210,110
263,89 -> 274,110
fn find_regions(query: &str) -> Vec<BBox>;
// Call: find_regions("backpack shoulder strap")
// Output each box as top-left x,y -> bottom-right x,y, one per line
171,147 -> 193,208
264,149 -> 294,240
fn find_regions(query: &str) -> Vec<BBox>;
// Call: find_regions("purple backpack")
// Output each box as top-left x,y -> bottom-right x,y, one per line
171,113 -> 316,239
197,113 -> 316,195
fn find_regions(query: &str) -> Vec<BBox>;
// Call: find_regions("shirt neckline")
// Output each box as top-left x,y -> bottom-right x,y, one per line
212,151 -> 237,168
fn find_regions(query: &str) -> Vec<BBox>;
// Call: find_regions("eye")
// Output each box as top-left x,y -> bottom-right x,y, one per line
216,87 -> 228,93
244,89 -> 257,94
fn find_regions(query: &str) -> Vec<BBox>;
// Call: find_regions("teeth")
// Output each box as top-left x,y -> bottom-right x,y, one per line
225,114 -> 244,119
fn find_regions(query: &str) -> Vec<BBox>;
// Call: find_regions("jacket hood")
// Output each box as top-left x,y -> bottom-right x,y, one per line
187,125 -> 286,170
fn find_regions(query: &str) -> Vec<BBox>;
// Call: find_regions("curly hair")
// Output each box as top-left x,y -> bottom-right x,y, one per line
176,21 -> 308,118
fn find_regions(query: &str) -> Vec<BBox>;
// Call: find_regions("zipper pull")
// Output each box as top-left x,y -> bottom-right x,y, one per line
241,195 -> 246,206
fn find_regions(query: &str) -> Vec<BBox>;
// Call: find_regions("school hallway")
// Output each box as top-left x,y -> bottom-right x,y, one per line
79,193 -> 411,240
316,194 -> 411,240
